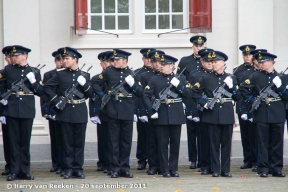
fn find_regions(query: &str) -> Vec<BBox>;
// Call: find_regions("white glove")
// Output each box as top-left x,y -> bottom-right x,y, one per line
248,118 -> 253,122
0,99 -> 8,106
0,116 -> 6,124
204,103 -> 208,109
151,112 -> 158,119
91,116 -> 101,124
224,76 -> 233,89
170,77 -> 180,87
187,115 -> 193,121
139,116 -> 148,123
272,76 -> 282,88
26,72 -> 36,84
192,117 -> 200,122
49,115 -> 56,120
125,75 -> 135,87
77,75 -> 86,86
134,114 -> 138,122
182,103 -> 186,110
241,114 -> 248,121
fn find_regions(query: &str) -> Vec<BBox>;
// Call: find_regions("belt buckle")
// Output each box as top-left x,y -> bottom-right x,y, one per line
167,99 -> 172,104
18,91 -> 24,96
268,98 -> 272,102
215,98 -> 220,103
118,93 -> 125,97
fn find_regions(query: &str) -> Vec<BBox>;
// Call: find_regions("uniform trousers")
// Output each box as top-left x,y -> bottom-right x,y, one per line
60,122 -> 86,172
108,117 -> 133,173
256,122 -> 284,174
6,116 -> 33,174
238,114 -> 257,165
186,120 -> 200,165
2,123 -> 10,172
97,120 -> 109,169
136,121 -> 148,166
48,120 -> 62,169
156,125 -> 181,173
146,122 -> 159,171
199,121 -> 210,170
208,124 -> 233,173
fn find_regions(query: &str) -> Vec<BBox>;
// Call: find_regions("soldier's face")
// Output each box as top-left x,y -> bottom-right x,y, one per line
259,60 -> 273,72
192,44 -> 205,55
54,59 -> 62,69
242,54 -> 252,63
114,58 -> 127,68
4,55 -> 12,64
60,57 -> 65,67
142,57 -> 151,67
152,60 -> 161,71
212,60 -> 225,73
252,59 -> 260,69
161,64 -> 173,74
11,54 -> 27,65
62,56 -> 77,68
202,60 -> 213,71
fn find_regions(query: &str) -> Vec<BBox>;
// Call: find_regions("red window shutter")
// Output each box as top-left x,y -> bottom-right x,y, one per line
189,0 -> 212,33
75,0 -> 88,35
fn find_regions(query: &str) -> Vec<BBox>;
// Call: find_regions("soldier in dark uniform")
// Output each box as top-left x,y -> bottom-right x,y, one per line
0,46 -> 12,176
239,49 -> 267,173
239,52 -> 288,177
89,51 -> 111,173
40,51 -> 63,174
92,49 -> 143,178
187,48 -> 213,175
233,44 -> 258,170
135,48 -> 155,170
177,35 -> 206,169
138,49 -> 164,175
44,47 -> 93,179
192,51 -> 241,177
0,45 -> 44,181
143,54 -> 191,177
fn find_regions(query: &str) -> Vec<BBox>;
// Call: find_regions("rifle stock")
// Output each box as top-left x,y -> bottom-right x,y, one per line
249,67 -> 288,113
151,67 -> 186,111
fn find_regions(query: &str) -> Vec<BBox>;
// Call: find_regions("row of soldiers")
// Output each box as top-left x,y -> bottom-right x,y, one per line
0,35 -> 287,181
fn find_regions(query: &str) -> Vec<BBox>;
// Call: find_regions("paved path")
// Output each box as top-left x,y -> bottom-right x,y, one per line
0,166 -> 287,192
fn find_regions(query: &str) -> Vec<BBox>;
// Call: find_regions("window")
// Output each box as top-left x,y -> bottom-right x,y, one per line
143,0 -> 188,32
81,0 -> 132,34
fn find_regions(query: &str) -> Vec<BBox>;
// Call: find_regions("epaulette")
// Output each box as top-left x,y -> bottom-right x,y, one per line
233,63 -> 242,69
57,68 -> 67,72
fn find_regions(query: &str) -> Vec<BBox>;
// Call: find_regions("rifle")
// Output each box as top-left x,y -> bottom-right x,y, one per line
101,68 -> 140,109
0,64 -> 46,100
56,64 -> 92,110
249,67 -> 288,113
151,67 -> 186,111
206,68 -> 233,110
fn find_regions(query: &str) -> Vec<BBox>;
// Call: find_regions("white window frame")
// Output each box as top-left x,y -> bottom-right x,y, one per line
87,0 -> 133,34
142,0 -> 188,33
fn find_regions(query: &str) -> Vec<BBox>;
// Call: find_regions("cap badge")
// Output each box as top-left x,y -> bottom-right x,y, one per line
12,47 -> 16,53
63,48 -> 66,54
258,54 -> 262,60
160,55 -> 165,62
245,46 -> 250,52
113,50 -> 117,56
154,52 -> 159,58
198,37 -> 202,42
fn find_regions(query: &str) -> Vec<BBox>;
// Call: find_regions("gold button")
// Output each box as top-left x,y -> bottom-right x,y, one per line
72,105 -> 75,107
21,74 -> 23,76
120,100 -> 122,102
220,106 -> 222,108
20,98 -> 22,100
168,105 -> 170,107
22,70 -> 24,72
